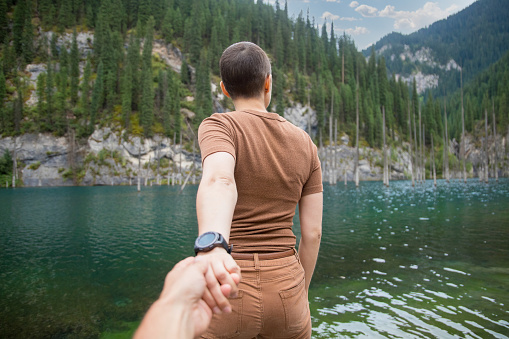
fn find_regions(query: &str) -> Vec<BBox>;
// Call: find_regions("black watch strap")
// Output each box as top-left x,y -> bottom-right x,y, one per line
194,232 -> 232,255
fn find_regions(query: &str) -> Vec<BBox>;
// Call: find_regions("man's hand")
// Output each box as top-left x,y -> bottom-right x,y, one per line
197,247 -> 241,314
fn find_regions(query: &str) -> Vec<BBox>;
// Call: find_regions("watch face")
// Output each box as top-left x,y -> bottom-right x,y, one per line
197,232 -> 217,247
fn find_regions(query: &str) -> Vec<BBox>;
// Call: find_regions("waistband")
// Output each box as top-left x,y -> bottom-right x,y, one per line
231,249 -> 295,260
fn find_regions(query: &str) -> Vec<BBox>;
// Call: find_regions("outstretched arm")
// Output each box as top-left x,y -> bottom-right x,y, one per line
196,151 -> 241,314
298,192 -> 323,291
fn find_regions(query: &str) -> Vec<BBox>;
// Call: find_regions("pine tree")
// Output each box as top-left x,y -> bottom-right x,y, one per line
162,75 -> 172,137
195,49 -> 213,124
50,33 -> 59,60
12,0 -> 27,56
140,17 -> 154,137
13,76 -> 23,133
80,57 -> 91,121
0,68 -> 6,133
180,58 -> 190,85
0,0 -> 8,44
36,72 -> 46,121
45,62 -> 54,128
90,61 -> 104,132
126,34 -> 141,111
70,29 -> 80,105
121,64 -> 132,131
174,83 -> 181,142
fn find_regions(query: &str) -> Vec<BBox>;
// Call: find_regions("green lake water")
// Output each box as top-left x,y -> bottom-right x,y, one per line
1,180 -> 508,338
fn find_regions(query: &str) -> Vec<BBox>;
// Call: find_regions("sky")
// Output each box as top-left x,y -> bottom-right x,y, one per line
266,0 -> 477,50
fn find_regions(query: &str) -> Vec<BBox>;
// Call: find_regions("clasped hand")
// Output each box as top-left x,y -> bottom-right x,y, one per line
197,247 -> 241,314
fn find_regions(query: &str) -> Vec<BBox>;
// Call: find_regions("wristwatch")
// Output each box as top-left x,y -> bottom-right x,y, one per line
194,231 -> 232,255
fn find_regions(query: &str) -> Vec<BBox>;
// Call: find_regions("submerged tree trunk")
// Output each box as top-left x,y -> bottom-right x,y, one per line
432,135 -> 437,187
421,124 -> 426,183
355,75 -> 360,188
408,102 -> 414,186
485,109 -> 489,183
137,147 -> 141,192
444,97 -> 450,183
493,103 -> 498,183
413,107 -> 418,186
383,106 -> 388,187
461,68 -> 467,182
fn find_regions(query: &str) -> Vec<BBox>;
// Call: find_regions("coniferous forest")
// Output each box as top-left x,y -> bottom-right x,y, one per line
0,0 -> 508,178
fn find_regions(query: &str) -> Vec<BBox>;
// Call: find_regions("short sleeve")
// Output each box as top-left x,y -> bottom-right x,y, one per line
301,144 -> 323,196
198,114 -> 236,163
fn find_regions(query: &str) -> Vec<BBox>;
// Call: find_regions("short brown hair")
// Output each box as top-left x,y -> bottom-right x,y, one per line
219,42 -> 271,99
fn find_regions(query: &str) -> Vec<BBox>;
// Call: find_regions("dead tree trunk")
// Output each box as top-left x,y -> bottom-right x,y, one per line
485,109 -> 489,183
383,106 -> 388,187
493,103 -> 498,182
461,68 -> 467,182
413,107 -> 418,186
408,102 -> 414,186
137,147 -> 141,192
421,124 -> 426,183
355,74 -> 360,187
12,147 -> 17,188
444,97 -> 450,183
431,134 -> 437,187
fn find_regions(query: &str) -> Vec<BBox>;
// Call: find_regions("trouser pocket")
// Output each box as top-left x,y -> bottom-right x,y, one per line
279,275 -> 309,332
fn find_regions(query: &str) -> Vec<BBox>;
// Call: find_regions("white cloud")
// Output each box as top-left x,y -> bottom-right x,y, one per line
322,11 -> 340,21
340,17 -> 359,21
379,2 -> 459,30
349,1 -> 359,8
355,4 -> 378,17
344,26 -> 369,35
326,0 -> 341,3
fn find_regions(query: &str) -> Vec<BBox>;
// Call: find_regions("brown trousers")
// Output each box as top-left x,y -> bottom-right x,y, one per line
201,251 -> 311,339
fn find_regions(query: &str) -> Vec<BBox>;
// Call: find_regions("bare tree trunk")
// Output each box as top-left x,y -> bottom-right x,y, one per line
413,107 -> 418,186
432,135 -> 436,187
12,147 -> 17,188
408,102 -> 414,186
383,106 -> 388,187
137,147 -> 141,192
355,74 -> 360,187
444,97 -> 450,183
485,109 -> 489,183
334,118 -> 338,185
493,103 -> 498,182
156,140 -> 160,185
461,68 -> 467,182
421,124 -> 426,183
418,104 -> 423,183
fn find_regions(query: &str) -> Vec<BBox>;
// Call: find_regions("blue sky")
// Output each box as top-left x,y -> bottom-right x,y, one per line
267,0 -> 477,50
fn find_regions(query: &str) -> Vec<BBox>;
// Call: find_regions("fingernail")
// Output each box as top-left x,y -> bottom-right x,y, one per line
231,292 -> 238,298
223,306 -> 232,313
213,306 -> 221,314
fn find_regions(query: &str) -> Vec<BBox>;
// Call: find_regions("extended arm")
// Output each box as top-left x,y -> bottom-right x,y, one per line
196,151 -> 241,314
297,192 -> 323,291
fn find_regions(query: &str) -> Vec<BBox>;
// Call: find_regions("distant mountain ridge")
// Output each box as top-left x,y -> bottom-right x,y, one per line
363,0 -> 509,95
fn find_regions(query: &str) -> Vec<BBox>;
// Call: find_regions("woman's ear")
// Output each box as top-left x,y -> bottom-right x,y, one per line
220,81 -> 231,98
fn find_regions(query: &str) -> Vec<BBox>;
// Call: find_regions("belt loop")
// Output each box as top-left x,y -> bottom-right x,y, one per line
293,248 -> 302,265
254,253 -> 260,270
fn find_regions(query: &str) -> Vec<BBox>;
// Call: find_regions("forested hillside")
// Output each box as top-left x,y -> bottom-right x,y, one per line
0,0 -> 507,171
366,0 -> 509,97
0,0 -> 422,151
446,49 -> 509,140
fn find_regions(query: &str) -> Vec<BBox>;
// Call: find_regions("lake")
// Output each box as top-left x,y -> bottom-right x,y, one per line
1,180 -> 508,338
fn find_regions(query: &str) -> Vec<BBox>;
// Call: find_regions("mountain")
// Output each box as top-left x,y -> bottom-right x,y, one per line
363,0 -> 509,96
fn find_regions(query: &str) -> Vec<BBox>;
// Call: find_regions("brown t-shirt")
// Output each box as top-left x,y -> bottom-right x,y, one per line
198,109 -> 323,253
